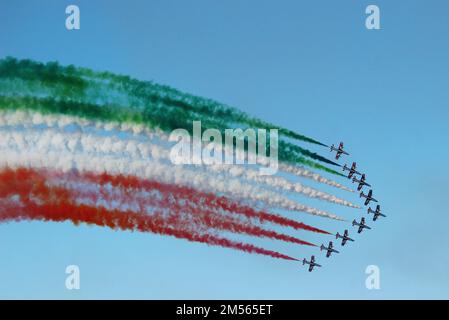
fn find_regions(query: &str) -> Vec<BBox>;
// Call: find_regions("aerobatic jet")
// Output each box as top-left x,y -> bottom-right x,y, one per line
336,229 -> 354,246
330,142 -> 349,160
302,255 -> 322,272
368,205 -> 386,221
352,217 -> 371,233
342,162 -> 361,179
360,189 -> 378,206
352,174 -> 371,191
320,241 -> 340,258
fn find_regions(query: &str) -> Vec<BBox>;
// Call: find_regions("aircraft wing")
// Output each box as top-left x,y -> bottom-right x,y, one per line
326,250 -> 331,258
364,198 -> 370,206
342,238 -> 347,246
375,212 -> 385,220
358,225 -> 363,233
309,265 -> 313,272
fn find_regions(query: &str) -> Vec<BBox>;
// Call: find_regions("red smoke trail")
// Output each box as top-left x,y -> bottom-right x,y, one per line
24,169 -> 315,246
0,168 -> 300,260
46,175 -> 316,247
0,200 -> 298,261
76,171 -> 330,234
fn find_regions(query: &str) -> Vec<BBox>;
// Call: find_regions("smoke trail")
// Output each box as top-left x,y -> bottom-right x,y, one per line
0,94 -> 338,171
278,140 -> 339,166
0,57 -> 324,146
53,169 -> 331,235
278,163 -> 354,192
0,119 -> 358,208
0,149 -> 344,220
0,200 -> 298,261
0,130 -> 345,220
41,172 -> 318,246
0,57 -> 340,171
0,109 -> 351,192
209,164 -> 358,208
0,168 -> 299,260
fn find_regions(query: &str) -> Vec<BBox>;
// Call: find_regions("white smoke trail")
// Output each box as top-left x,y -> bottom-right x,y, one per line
0,133 -> 344,221
0,123 -> 358,209
278,163 -> 354,192
0,109 -> 166,140
0,110 -> 351,191
218,164 -> 359,208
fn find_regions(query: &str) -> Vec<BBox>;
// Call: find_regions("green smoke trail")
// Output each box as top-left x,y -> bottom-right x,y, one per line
0,57 -> 341,175
68,61 -> 327,146
278,140 -> 339,167
116,80 -> 327,146
0,57 -> 328,146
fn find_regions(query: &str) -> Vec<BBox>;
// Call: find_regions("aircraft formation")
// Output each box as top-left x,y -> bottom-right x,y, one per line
303,142 -> 386,272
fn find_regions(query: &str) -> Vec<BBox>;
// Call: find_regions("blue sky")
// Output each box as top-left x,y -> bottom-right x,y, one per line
0,0 -> 448,299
